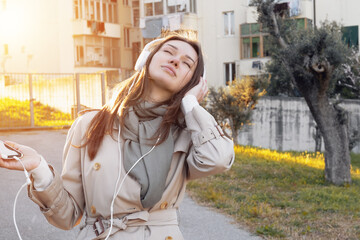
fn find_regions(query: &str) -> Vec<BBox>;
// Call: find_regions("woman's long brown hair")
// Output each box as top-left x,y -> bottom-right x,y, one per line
82,34 -> 204,160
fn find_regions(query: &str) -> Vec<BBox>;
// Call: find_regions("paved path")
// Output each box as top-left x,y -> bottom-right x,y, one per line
0,130 -> 261,240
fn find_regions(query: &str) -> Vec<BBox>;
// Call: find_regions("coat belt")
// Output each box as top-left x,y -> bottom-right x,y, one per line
85,209 -> 178,239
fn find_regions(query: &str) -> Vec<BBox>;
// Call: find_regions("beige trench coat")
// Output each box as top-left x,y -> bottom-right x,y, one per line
28,105 -> 235,240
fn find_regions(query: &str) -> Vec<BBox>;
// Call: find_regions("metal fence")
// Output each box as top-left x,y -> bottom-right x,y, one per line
0,71 -> 121,130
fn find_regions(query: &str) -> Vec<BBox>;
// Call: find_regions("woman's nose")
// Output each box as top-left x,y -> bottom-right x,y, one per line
169,59 -> 179,68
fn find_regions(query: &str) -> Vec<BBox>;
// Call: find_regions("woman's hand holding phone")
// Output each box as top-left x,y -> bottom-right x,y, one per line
0,141 -> 41,172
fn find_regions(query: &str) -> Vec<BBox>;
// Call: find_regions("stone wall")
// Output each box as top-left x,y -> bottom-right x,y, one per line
237,97 -> 360,153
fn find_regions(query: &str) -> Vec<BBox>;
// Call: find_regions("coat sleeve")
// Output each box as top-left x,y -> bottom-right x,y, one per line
27,115 -> 86,230
184,105 -> 235,180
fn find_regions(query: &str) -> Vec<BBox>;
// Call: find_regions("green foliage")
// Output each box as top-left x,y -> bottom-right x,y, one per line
252,0 -> 360,99
0,98 -> 73,128
351,152 -> 360,170
204,77 -> 267,144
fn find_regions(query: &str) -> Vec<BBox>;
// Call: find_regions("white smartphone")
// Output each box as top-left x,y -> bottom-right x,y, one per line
0,140 -> 23,160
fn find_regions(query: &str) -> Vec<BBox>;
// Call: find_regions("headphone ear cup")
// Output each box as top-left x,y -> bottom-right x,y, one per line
134,38 -> 164,71
134,50 -> 151,71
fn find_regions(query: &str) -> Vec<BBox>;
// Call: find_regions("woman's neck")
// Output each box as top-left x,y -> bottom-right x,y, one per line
146,81 -> 172,103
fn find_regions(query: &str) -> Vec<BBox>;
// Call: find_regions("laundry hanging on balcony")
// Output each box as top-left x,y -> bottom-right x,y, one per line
141,18 -> 162,38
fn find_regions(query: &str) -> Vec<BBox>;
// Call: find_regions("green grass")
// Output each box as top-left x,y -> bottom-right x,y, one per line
187,146 -> 360,239
0,98 -> 73,128
352,153 -> 360,170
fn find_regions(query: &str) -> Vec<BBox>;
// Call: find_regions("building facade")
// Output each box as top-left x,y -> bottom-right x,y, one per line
236,0 -> 359,82
0,0 -> 142,80
0,0 -> 359,86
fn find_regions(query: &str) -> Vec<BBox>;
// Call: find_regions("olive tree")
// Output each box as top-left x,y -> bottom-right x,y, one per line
252,0 -> 360,185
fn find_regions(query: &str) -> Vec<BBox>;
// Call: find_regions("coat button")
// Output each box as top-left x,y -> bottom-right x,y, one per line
165,236 -> 173,240
91,205 -> 96,215
160,202 -> 168,209
93,163 -> 101,171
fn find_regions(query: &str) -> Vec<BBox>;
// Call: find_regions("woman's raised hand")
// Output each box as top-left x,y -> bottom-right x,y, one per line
0,141 -> 41,171
185,77 -> 208,103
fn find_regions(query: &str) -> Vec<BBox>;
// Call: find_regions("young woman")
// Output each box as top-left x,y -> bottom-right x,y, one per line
0,34 -> 234,240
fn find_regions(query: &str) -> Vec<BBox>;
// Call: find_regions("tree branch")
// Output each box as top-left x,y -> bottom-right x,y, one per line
270,8 -> 288,49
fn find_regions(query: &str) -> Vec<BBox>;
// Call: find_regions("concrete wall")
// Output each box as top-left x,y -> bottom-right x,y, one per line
237,97 -> 360,153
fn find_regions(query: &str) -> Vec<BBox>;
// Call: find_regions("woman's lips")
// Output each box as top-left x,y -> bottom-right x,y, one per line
161,65 -> 176,76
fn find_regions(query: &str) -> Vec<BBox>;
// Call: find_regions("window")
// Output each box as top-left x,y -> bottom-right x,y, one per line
242,38 -> 250,58
124,27 -> 130,48
142,0 -> 195,16
223,11 -> 234,36
132,0 -> 139,8
154,0 -> 163,15
74,36 -> 120,68
76,45 -> 84,65
133,8 -> 140,27
189,0 -> 196,13
225,62 -> 236,85
96,2 -> 101,21
167,0 -> 186,14
252,37 -> 260,58
123,0 -> 129,6
240,23 -> 267,59
145,0 -> 164,16
342,26 -> 359,49
73,0 -> 118,23
74,0 -> 80,19
145,2 -> 153,16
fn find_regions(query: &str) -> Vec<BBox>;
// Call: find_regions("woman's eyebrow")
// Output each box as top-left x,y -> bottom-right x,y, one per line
166,43 -> 196,64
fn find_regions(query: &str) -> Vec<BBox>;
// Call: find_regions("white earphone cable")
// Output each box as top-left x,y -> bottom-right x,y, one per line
105,125 -> 160,240
13,156 -> 32,240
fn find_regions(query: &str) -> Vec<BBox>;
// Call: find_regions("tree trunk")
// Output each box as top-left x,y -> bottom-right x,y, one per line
229,118 -> 239,145
257,0 -> 352,185
304,93 -> 352,185
314,125 -> 322,153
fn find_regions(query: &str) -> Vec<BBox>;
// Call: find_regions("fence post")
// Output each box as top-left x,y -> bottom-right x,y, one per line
101,72 -> 106,106
28,73 -> 35,127
75,73 -> 81,117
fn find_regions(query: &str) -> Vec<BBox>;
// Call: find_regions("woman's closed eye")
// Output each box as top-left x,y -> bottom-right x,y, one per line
183,62 -> 191,68
164,50 -> 173,55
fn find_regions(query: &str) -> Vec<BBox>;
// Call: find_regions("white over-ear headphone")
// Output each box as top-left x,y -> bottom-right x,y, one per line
134,38 -> 164,71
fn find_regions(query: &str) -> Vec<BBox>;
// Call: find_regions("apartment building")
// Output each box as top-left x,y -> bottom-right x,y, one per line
1,0 -> 358,86
181,0 -> 359,87
315,0 -> 359,49
0,0 -> 141,80
138,0 -> 198,42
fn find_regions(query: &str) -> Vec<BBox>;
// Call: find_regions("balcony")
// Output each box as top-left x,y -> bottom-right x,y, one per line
72,19 -> 121,38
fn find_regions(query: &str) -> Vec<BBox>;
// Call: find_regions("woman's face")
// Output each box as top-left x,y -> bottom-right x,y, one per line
148,40 -> 198,100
